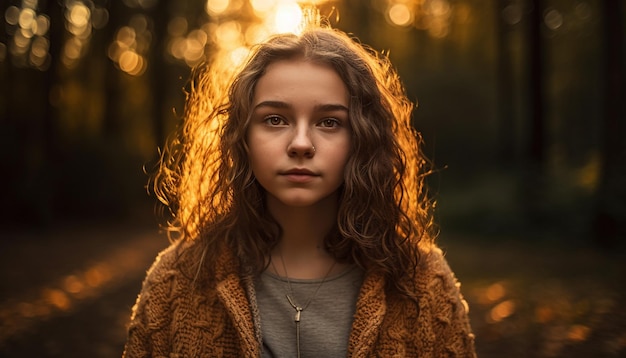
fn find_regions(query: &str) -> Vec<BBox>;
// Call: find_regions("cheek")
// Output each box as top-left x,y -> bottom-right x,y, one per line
248,149 -> 265,172
247,139 -> 275,176
331,141 -> 352,176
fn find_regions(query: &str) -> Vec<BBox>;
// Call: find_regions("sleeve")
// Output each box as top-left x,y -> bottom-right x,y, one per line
123,246 -> 178,358
427,248 -> 477,358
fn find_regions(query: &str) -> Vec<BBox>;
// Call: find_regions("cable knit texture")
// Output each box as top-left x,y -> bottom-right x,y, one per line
123,240 -> 476,357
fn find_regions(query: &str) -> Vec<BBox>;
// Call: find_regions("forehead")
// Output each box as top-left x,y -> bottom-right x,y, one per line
253,59 -> 349,105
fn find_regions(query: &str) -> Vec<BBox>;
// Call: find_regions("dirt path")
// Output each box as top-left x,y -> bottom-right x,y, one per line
0,226 -> 624,357
0,224 -> 168,357
441,232 -> 626,358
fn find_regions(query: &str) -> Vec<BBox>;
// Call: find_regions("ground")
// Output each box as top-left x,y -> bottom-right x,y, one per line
0,224 -> 624,357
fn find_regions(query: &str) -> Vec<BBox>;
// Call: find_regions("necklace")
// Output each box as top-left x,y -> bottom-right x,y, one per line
270,251 -> 337,358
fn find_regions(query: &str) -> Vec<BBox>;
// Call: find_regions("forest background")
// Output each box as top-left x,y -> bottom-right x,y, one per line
0,0 -> 625,357
1,0 -> 624,245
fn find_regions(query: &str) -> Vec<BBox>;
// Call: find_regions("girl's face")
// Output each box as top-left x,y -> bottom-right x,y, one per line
247,59 -> 351,209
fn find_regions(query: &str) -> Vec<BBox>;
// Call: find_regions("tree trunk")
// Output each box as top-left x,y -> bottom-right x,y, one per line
495,0 -> 516,165
148,0 -> 170,149
593,0 -> 626,247
519,0 -> 548,226
528,0 -> 545,167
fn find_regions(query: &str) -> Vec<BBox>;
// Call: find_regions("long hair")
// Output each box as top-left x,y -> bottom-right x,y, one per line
152,25 -> 436,296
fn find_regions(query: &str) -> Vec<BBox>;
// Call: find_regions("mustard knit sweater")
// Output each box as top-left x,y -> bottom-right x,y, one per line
123,240 -> 476,357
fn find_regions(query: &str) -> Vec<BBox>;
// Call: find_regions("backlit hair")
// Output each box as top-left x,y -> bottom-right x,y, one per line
152,24 -> 436,296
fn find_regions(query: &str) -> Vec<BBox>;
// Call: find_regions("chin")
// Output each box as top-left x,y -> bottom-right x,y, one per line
267,189 -> 340,209
276,197 -> 320,208
271,192 -> 330,208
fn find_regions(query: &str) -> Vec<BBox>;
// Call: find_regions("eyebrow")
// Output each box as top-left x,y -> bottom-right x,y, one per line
253,100 -> 349,113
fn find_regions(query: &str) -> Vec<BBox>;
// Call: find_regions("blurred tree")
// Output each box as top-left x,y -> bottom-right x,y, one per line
527,0 -> 546,169
1,0 -> 623,242
0,1 -> 63,225
103,0 -> 125,137
514,0 -> 549,228
496,0 -> 517,165
593,0 -> 625,247
147,0 -> 169,148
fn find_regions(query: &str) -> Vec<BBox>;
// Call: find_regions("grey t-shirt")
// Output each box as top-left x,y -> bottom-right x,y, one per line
255,265 -> 364,358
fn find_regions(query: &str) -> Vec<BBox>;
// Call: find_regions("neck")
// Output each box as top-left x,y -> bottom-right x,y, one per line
266,193 -> 340,279
267,193 -> 338,253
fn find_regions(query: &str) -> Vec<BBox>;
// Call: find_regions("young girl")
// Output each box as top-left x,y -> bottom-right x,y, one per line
124,23 -> 476,358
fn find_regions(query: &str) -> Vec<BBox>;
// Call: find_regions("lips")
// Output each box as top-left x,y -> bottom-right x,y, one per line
282,168 -> 316,175
280,168 -> 318,183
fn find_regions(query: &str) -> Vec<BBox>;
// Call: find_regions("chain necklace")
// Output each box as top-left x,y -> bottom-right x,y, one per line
270,251 -> 337,358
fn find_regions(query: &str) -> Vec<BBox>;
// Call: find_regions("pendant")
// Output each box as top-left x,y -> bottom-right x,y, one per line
286,294 -> 303,322
294,306 -> 302,322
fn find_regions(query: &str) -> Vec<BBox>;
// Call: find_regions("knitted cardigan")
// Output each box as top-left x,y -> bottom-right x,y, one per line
123,240 -> 476,357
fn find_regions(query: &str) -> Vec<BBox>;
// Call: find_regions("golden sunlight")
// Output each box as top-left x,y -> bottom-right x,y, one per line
251,0 -> 277,15
17,8 -> 36,30
164,0 -> 334,70
0,234 -> 164,344
215,21 -> 243,49
229,46 -> 251,67
489,299 -> 516,323
206,0 -> 231,15
271,1 -> 303,34
388,3 -> 412,27
567,324 -> 591,342
119,50 -> 146,76
67,3 -> 90,29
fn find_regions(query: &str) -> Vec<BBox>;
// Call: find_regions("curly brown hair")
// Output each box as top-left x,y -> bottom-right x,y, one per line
152,25 -> 436,296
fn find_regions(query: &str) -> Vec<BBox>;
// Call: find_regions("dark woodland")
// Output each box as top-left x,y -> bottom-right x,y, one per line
0,0 -> 624,356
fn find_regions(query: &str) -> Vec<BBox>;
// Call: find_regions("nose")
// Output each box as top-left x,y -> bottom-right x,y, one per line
287,126 -> 315,158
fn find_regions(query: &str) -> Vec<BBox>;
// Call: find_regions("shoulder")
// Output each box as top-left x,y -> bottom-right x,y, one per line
124,240 -> 222,356
424,246 -> 453,274
416,245 -> 461,289
135,238 -> 240,304
130,239 -> 207,314
142,240 -> 192,285
132,242 -> 185,308
413,245 -> 476,356
414,245 -> 469,312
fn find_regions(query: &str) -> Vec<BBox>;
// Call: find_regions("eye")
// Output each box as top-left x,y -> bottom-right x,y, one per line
319,118 -> 340,128
264,115 -> 287,126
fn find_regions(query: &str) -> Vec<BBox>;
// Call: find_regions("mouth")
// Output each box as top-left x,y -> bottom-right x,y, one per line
280,168 -> 319,183
282,168 -> 317,176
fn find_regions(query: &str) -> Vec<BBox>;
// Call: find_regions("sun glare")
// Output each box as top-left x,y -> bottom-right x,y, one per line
271,1 -> 304,34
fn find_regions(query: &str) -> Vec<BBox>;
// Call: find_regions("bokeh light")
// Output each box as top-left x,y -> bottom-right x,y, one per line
0,235 -> 161,344
18,8 -> 36,30
206,0 -> 231,15
502,3 -> 523,26
388,3 -> 413,27
215,21 -> 242,49
544,8 -> 564,31
4,3 -> 52,70
108,14 -> 151,76
59,0 -> 109,69
164,0 -> 334,70
68,3 -> 90,29
489,299 -> 516,322
5,6 -> 20,26
378,0 -> 454,38
91,7 -> 109,29
35,14 -> 50,36
251,0 -> 277,15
